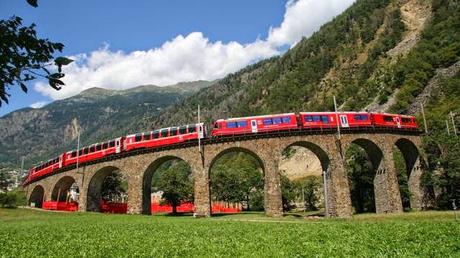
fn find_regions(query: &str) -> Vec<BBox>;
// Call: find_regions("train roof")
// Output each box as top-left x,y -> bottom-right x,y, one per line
372,112 -> 415,117
65,136 -> 123,154
215,113 -> 296,122
126,123 -> 204,138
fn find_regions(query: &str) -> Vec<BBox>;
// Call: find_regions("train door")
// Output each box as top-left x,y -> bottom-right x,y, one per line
116,138 -> 121,153
250,120 -> 258,133
395,116 -> 401,128
198,124 -> 205,139
59,154 -> 64,168
339,115 -> 349,128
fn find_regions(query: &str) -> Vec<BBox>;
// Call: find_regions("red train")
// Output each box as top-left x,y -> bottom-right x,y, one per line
23,112 -> 418,185
211,113 -> 298,136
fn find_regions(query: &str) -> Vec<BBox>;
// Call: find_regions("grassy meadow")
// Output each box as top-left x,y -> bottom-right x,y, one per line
0,208 -> 459,257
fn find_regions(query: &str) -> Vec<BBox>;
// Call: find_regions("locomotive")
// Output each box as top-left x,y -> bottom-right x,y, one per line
23,112 -> 418,185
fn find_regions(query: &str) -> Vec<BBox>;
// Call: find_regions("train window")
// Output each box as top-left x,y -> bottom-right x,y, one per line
383,116 -> 393,122
90,146 -> 95,152
153,130 -> 159,138
135,134 -> 142,142
103,143 -> 108,149
282,117 -> 291,123
143,133 -> 151,140
402,118 -> 411,123
313,116 -> 321,122
237,121 -> 247,127
304,116 -> 313,122
79,149 -> 83,156
354,114 -> 369,121
109,141 -> 115,147
273,117 -> 282,124
179,126 -> 187,134
263,119 -> 272,125
161,129 -> 169,137
188,126 -> 196,133
213,123 -> 219,129
71,151 -> 77,158
96,144 -> 102,151
321,116 -> 329,123
170,128 -> 178,136
226,122 -> 237,128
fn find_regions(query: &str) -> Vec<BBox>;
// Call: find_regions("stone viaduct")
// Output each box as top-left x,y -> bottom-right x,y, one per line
25,132 -> 427,218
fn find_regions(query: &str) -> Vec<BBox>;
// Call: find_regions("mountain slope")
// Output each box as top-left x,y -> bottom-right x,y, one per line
0,81 -> 212,168
144,0 -> 458,131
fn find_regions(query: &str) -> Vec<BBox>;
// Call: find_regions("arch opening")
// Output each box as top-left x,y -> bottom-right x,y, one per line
142,156 -> 194,215
394,138 -> 426,210
346,139 -> 384,214
29,185 -> 45,208
51,176 -> 78,203
209,147 -> 265,214
279,142 -> 330,214
86,166 -> 128,213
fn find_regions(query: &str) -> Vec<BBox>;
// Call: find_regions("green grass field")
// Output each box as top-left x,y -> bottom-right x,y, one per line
0,209 -> 459,257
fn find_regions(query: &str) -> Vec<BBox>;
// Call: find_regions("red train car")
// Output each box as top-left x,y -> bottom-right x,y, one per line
371,113 -> 418,129
299,112 -> 372,129
124,123 -> 205,152
26,154 -> 64,182
64,137 -> 124,167
211,113 -> 298,136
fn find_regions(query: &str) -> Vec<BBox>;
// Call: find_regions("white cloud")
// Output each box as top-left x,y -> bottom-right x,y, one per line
35,0 -> 355,100
267,0 -> 355,47
30,101 -> 49,109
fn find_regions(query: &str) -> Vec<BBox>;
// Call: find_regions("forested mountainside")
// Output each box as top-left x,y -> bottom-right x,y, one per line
146,0 -> 459,131
0,81 -> 211,168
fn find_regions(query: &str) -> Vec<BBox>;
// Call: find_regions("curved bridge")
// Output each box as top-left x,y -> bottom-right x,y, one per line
25,130 -> 426,218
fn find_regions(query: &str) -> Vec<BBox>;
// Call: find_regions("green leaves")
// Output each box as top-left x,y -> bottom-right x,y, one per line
20,82 -> 28,93
0,15 -> 66,106
48,78 -> 65,90
54,56 -> 74,66
26,0 -> 38,7
55,57 -> 73,73
152,160 -> 193,213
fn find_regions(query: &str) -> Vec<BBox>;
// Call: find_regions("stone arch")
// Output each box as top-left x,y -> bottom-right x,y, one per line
86,166 -> 125,212
283,141 -> 330,172
351,138 -> 384,171
142,155 -> 193,214
347,138 -> 403,213
29,185 -> 45,208
51,176 -> 77,202
280,141 -> 330,212
209,147 -> 265,172
394,138 -> 425,210
208,147 -> 266,213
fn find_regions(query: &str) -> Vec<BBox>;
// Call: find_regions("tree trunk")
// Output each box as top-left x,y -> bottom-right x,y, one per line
172,202 -> 177,215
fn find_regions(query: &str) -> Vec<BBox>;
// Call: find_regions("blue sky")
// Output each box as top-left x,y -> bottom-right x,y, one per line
0,0 -> 354,117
